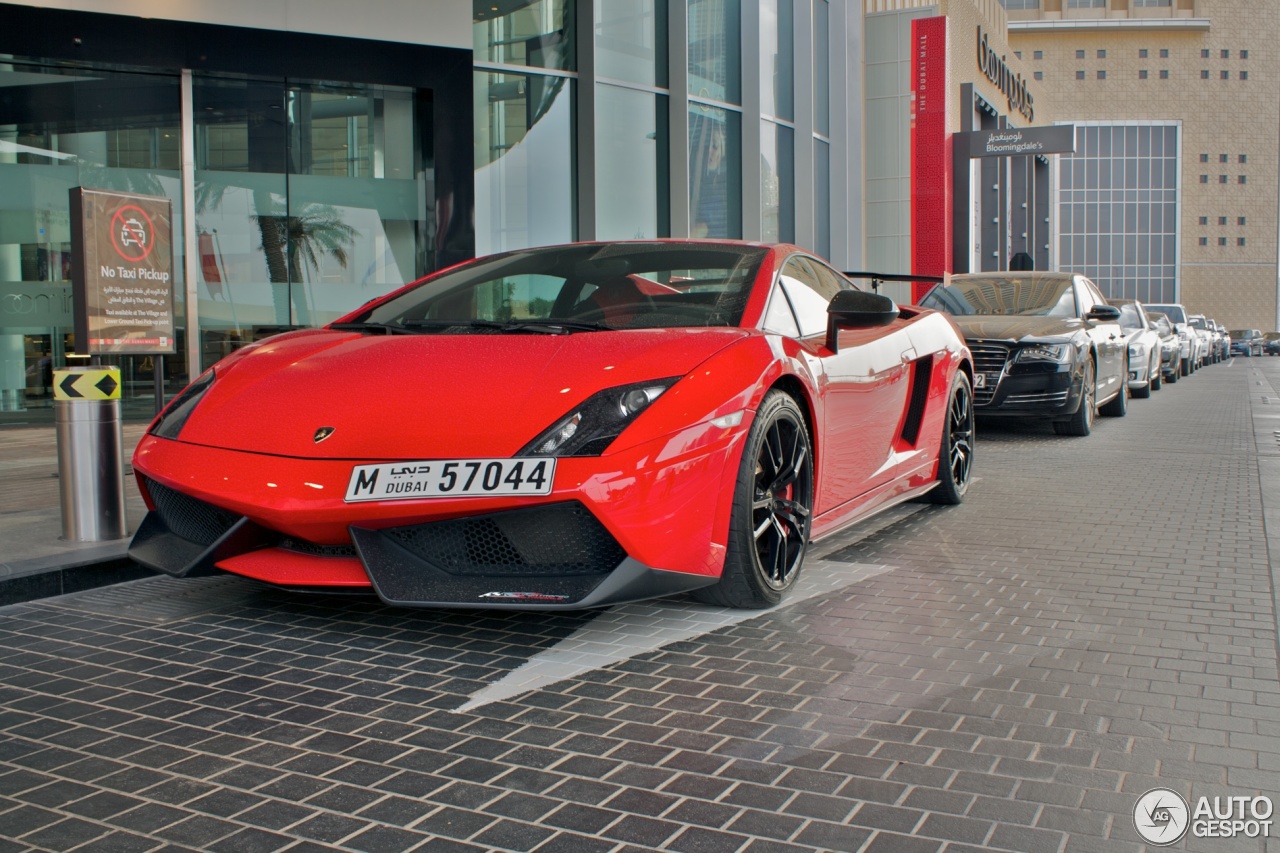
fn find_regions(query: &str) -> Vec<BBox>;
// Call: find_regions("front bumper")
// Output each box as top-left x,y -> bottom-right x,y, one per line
969,343 -> 1083,417
129,421 -> 745,608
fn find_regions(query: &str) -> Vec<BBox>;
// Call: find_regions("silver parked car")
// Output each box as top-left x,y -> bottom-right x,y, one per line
1146,303 -> 1202,376
1147,311 -> 1181,385
1112,300 -> 1163,397
1188,314 -> 1216,366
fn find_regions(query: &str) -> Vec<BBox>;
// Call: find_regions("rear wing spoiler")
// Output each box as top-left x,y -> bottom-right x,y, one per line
842,271 -> 945,296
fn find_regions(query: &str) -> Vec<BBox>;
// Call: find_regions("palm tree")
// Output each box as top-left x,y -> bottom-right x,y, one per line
253,200 -> 358,326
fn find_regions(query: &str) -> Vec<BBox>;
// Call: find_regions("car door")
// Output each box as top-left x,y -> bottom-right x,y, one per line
773,256 -> 914,513
1075,277 -> 1123,399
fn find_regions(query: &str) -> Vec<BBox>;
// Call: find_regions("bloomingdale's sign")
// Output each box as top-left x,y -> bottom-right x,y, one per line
977,26 -> 1034,123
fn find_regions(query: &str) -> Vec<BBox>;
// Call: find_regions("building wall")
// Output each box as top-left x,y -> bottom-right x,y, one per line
3,0 -> 471,49
1009,0 -> 1280,331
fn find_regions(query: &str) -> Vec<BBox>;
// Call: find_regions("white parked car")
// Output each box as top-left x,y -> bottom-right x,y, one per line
1187,314 -> 1215,366
1147,311 -> 1181,385
1113,300 -> 1164,397
1145,303 -> 1202,376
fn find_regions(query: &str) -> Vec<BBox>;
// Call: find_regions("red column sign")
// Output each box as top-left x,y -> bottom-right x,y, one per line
910,16 -> 951,303
69,188 -> 176,355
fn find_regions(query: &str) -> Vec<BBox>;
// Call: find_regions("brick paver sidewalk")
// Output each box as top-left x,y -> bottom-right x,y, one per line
0,359 -> 1277,852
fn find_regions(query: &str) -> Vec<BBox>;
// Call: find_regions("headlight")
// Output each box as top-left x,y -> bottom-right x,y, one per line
520,378 -> 680,457
151,369 -> 216,440
1014,343 -> 1073,364
1129,343 -> 1147,359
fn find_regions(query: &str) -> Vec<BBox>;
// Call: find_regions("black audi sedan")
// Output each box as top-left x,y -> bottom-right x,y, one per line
919,272 -> 1127,436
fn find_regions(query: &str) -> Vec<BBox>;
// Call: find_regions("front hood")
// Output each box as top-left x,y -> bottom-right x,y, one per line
175,327 -> 749,459
950,314 -> 1084,343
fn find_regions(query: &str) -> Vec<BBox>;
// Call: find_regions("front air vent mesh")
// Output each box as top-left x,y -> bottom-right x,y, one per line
144,478 -> 239,546
384,502 -> 625,577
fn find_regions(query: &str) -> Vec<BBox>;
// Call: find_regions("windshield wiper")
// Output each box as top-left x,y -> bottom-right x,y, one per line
330,321 -> 415,335
401,319 -> 613,334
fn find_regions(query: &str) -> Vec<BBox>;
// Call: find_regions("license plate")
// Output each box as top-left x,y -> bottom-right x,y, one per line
974,373 -> 998,389
344,458 -> 556,503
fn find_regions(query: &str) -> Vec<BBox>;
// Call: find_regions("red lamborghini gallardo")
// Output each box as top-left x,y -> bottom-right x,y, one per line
130,242 -> 974,609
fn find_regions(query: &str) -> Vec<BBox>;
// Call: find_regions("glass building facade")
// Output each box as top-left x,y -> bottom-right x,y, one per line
0,6 -> 471,421
1055,123 -> 1181,303
0,0 -> 859,424
473,0 -> 852,263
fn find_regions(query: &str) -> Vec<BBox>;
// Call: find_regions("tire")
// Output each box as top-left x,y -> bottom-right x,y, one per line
1133,378 -> 1151,399
1181,358 -> 1190,376
1150,368 -> 1162,392
1100,360 -> 1128,417
1054,358 -> 1096,437
928,371 -> 975,505
1167,364 -> 1179,384
693,390 -> 814,609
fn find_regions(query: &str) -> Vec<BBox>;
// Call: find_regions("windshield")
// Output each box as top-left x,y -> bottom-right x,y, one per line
1229,330 -> 1257,339
1117,304 -> 1145,331
348,243 -> 768,333
1146,304 -> 1186,324
1188,317 -> 1207,330
919,276 -> 1076,317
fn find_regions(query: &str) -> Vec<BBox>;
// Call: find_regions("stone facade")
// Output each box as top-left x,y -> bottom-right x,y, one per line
1007,0 -> 1280,331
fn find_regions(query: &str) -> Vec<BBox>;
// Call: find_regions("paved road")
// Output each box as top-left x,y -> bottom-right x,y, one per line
1,358 -> 1278,852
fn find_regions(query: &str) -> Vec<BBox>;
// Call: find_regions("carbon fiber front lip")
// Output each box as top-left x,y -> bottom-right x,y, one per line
349,525 -> 715,610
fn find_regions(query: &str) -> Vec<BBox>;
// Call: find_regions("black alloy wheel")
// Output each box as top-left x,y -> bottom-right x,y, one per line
1054,358 -> 1096,436
928,370 -> 974,505
694,390 -> 814,609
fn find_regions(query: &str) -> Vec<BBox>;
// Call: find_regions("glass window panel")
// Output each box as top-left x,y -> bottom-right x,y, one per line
690,105 -> 741,238
689,0 -> 742,104
762,0 -> 794,121
815,140 -> 830,259
194,76 -> 290,363
595,0 -> 668,88
473,0 -> 575,71
814,1 -> 830,136
596,86 -> 668,240
0,62 -> 188,402
761,121 -> 794,242
475,71 -> 575,255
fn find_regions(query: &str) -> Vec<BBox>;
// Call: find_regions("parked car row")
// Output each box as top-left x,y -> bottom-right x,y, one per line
919,272 -> 1227,437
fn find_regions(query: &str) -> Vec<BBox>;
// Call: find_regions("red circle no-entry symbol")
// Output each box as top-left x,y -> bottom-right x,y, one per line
110,205 -> 156,263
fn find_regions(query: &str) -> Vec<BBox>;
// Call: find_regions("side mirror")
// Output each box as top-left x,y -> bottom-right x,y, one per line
1086,305 -> 1121,322
826,290 -> 900,353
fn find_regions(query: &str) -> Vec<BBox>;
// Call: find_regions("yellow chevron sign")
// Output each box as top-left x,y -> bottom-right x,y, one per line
54,368 -> 121,401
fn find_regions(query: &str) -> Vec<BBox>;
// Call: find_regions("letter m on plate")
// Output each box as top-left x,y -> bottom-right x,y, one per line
354,468 -> 379,495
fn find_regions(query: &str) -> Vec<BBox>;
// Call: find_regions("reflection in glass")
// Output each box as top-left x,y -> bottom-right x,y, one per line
689,105 -> 741,239
195,77 -> 428,366
473,0 -> 575,71
287,83 -> 420,328
761,121 -> 794,243
596,86 -> 668,240
689,0 -> 741,104
762,0 -> 793,121
595,0 -> 668,87
194,77 -> 299,355
475,71 -> 575,255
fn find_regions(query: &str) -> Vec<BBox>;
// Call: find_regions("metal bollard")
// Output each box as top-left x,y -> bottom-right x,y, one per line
54,367 -> 127,542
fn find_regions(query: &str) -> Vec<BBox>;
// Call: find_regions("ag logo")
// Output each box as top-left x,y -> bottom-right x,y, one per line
1134,787 -> 1190,845
313,426 -> 336,443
